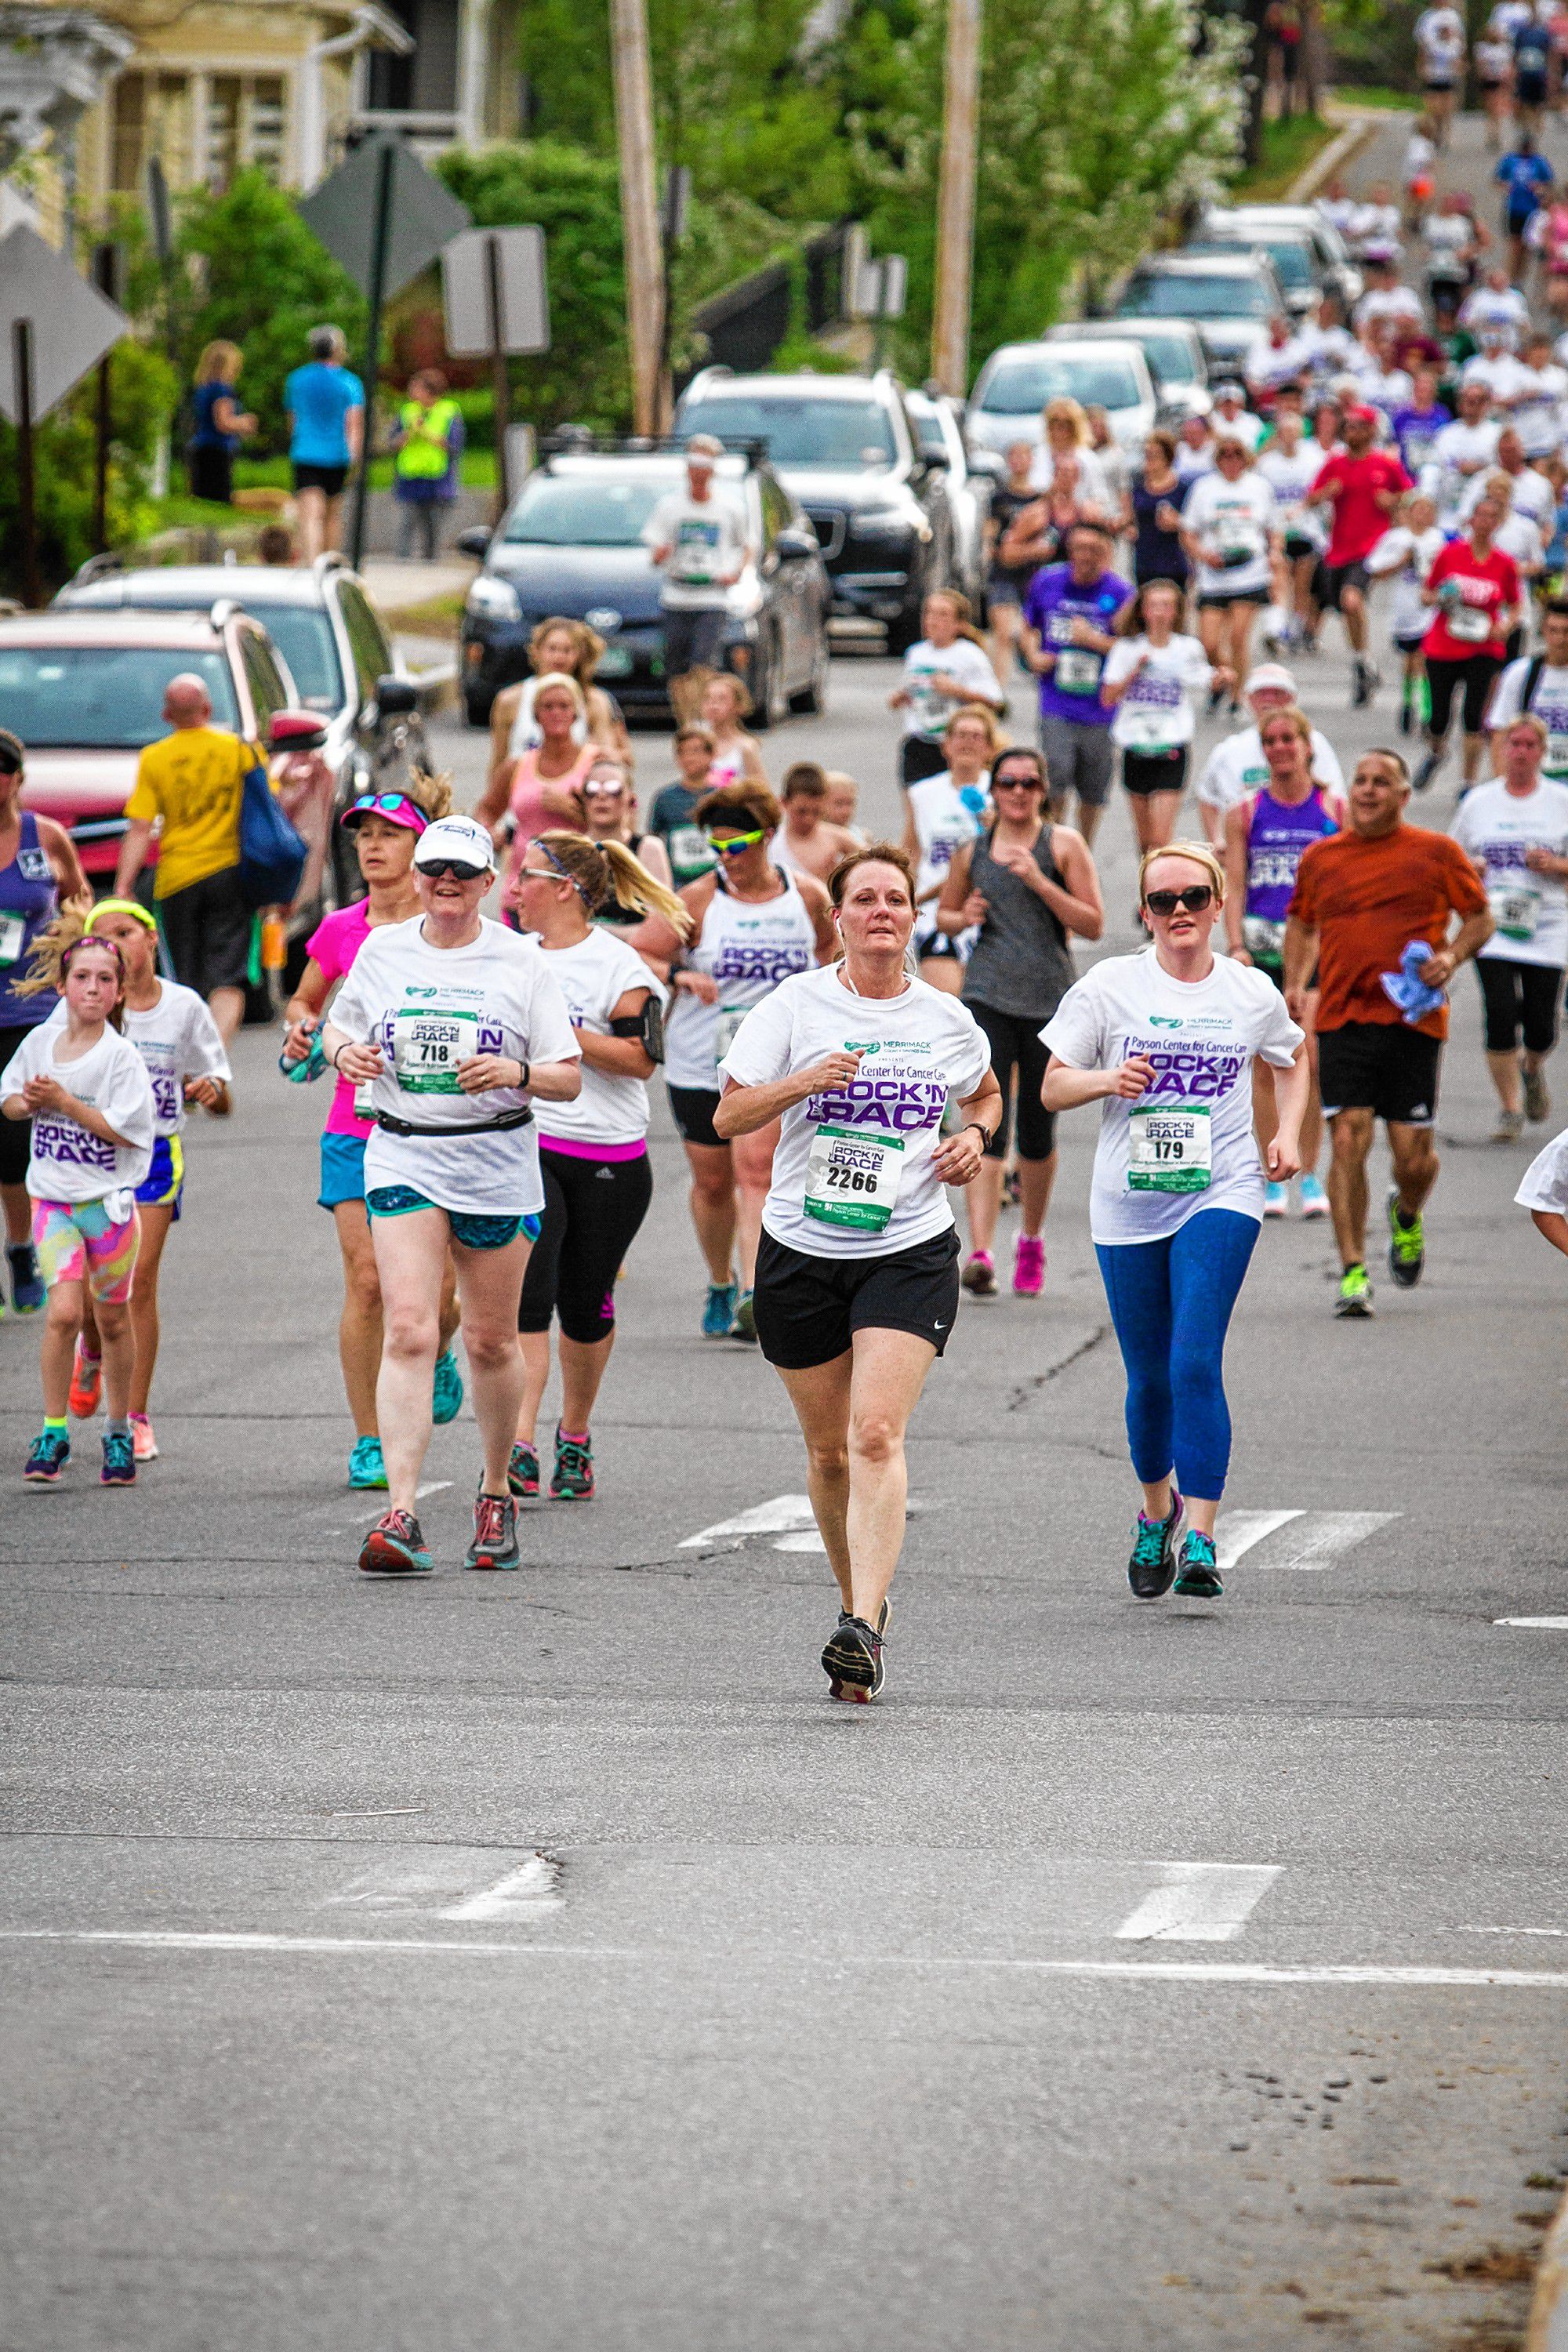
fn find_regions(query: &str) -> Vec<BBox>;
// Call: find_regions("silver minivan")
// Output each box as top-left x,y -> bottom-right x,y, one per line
965,337 -> 1157,463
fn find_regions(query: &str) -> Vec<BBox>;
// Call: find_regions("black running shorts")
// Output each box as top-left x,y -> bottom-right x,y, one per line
753,1225 -> 961,1369
1317,1020 -> 1442,1127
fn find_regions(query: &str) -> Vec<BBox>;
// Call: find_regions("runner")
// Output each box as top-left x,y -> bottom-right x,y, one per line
1099,579 -> 1229,856
890,590 -> 1006,787
1489,597 -> 1568,777
1195,662 -> 1345,850
486,617 -> 632,790
1415,491 -> 1523,789
1365,489 -> 1446,735
506,830 -> 686,1503
699,671 -> 768,789
472,672 -> 598,889
1305,402 -> 1411,709
0,725 -> 87,1317
321,814 -> 583,1577
984,439 -> 1044,686
282,775 -> 466,1490
1,920 -> 154,1487
571,754 -> 675,918
1476,20 -> 1515,148
935,746 -> 1102,1298
1415,1 -> 1467,147
42,898 -> 230,1464
770,764 -> 862,884
900,704 -> 1000,994
1256,402 -> 1326,652
1428,379 -> 1501,531
714,844 -> 1000,1700
1221,705 -> 1342,1220
1042,844 -> 1308,1601
641,434 -> 753,720
1453,713 -> 1568,1138
647,724 -> 721,887
1283,748 -> 1493,1318
630,781 -> 834,1341
1019,519 -> 1134,846
1180,436 -> 1281,710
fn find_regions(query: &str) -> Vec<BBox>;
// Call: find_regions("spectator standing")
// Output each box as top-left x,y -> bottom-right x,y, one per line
284,326 -> 365,563
187,342 -> 256,507
390,370 -> 463,562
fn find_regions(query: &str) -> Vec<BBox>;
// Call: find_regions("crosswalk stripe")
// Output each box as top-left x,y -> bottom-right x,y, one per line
1496,1617 -> 1568,1630
1214,1510 -> 1305,1571
441,1857 -> 563,1920
1113,1862 -> 1282,1944
1265,1512 -> 1400,1570
679,1494 -> 815,1549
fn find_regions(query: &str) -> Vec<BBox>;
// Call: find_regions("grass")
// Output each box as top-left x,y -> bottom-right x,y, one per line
1232,111 -> 1341,203
374,588 -> 466,638
229,452 -> 498,494
1334,84 -> 1423,112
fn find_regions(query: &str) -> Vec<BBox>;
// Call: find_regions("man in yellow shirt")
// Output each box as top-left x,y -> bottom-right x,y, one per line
115,676 -> 268,1044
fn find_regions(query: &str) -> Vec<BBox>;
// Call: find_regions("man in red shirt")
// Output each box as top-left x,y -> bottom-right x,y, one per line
1283,746 -> 1492,1318
1307,405 -> 1412,710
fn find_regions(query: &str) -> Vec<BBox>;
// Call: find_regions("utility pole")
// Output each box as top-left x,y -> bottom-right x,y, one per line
609,0 -> 665,435
931,0 -> 981,398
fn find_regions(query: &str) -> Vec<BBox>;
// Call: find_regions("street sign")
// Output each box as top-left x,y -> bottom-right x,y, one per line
299,135 -> 470,301
880,254 -> 908,321
0,225 -> 128,423
441,226 -> 549,357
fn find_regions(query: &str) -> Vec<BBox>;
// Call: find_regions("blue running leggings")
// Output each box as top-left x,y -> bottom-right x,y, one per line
1094,1208 -> 1259,1501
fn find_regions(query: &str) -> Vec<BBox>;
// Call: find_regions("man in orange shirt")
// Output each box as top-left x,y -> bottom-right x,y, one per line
1284,746 -> 1492,1318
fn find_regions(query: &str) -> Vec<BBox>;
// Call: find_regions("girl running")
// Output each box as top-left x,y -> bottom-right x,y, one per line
1043,844 -> 1308,1602
506,830 -> 688,1502
1099,579 -> 1229,855
889,590 -> 1006,786
1367,491 -> 1445,737
2,920 -> 154,1488
699,672 -> 768,789
900,703 -> 1004,994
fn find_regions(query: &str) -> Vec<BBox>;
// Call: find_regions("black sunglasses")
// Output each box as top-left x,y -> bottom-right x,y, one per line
419,857 -> 489,882
1144,885 -> 1213,916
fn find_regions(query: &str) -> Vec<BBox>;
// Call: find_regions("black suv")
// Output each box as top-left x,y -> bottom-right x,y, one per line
673,368 -> 955,651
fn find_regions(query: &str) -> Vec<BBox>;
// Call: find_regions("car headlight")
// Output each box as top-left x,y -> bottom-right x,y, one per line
466,574 -> 522,624
851,508 -> 915,542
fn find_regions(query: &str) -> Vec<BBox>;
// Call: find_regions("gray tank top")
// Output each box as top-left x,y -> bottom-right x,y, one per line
962,823 -> 1076,1022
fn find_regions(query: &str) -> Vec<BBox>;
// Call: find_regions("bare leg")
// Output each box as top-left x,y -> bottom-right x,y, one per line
1131,787 -> 1184,854
1327,1105 -> 1375,1268
1075,794 -> 1105,850
40,1279 -> 83,1419
1018,1149 -> 1056,1240
95,1294 -> 136,1421
322,492 -> 346,555
517,1330 -> 552,1445
126,1201 -> 175,1417
367,1207 -> 447,1512
918,956 -> 964,996
732,1119 -> 780,1290
1487,1046 -> 1524,1116
775,1350 -> 855,1609
558,1330 -> 615,1433
2,1178 -> 29,1247
966,1155 -> 1005,1256
449,1229 -> 534,1497
208,985 -> 245,1046
1388,1120 -> 1439,1220
295,486 -> 326,564
333,1201 -> 383,1438
844,1327 -> 938,1626
683,1139 -> 736,1285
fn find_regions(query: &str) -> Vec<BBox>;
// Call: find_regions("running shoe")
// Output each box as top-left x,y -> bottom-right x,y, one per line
961,1249 -> 997,1296
507,1439 -> 540,1499
348,1435 -> 388,1490
1263,1181 -> 1288,1218
821,1614 -> 884,1702
1352,658 -> 1371,709
67,1339 -> 102,1419
1412,748 -> 1442,793
1334,1263 -> 1375,1319
550,1427 -> 594,1501
838,1596 -> 893,1638
1525,1065 -> 1552,1125
702,1279 -> 738,1338
1127,1490 -> 1182,1599
1299,1173 -> 1329,1218
463,1489 -> 521,1571
1386,1189 -> 1425,1288
1173,1529 -> 1223,1599
1492,1107 -> 1526,1144
129,1413 -> 158,1463
731,1288 -> 757,1343
1013,1234 -> 1046,1296
100,1429 -> 136,1486
358,1509 -> 434,1577
24,1430 -> 69,1484
431,1348 -> 465,1425
6,1241 -> 44,1314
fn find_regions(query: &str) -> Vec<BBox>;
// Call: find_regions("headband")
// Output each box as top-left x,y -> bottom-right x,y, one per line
530,837 -> 593,902
85,898 -> 158,937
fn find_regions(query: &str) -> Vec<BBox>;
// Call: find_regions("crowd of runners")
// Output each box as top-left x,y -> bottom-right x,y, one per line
8,58 -> 1568,1704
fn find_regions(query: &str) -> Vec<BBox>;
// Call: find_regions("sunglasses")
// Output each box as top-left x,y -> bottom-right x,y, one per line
419,857 -> 489,882
706,828 -> 766,855
993,771 -> 1041,790
1143,885 -> 1214,916
347,791 -> 425,827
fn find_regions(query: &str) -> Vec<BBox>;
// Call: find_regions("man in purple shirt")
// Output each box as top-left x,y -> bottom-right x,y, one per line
1019,519 -> 1133,847
1390,365 -> 1453,480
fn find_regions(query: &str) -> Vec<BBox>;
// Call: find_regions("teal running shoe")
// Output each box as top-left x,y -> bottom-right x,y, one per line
358,1509 -> 434,1576
431,1348 -> 464,1425
1299,1172 -> 1329,1218
1127,1490 -> 1182,1599
550,1427 -> 594,1501
348,1436 -> 388,1490
1173,1529 -> 1223,1599
100,1429 -> 136,1486
24,1430 -> 70,1484
507,1439 -> 539,1499
702,1280 -> 738,1338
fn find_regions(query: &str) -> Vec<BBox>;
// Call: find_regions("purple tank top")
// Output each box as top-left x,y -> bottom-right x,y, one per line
1244,786 -> 1338,930
0,811 -> 58,1028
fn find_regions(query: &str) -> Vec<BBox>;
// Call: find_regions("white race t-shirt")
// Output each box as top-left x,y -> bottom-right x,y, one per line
1512,363 -> 1568,457
1415,5 -> 1466,78
42,979 -> 229,1138
330,914 -> 581,1216
899,636 -> 1003,742
1459,461 -> 1555,529
1452,777 -> 1568,967
1181,471 -> 1278,598
1258,441 -> 1326,546
1196,723 -> 1345,815
0,1024 -> 154,1210
1425,418 -> 1502,525
720,963 -> 991,1261
528,929 -> 666,1150
1102,634 -> 1213,752
1367,524 -> 1446,644
1040,948 -> 1303,1246
1460,284 -> 1531,346
1208,407 -> 1265,455
906,770 -> 987,941
641,487 -> 750,611
1487,655 -> 1568,776
1516,1122 -> 1568,1213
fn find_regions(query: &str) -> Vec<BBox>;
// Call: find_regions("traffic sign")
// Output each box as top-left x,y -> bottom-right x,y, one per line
441,226 -> 550,357
299,136 -> 469,301
0,224 -> 129,423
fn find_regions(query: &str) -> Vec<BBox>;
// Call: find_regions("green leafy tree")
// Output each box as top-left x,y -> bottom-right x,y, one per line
0,340 -> 176,595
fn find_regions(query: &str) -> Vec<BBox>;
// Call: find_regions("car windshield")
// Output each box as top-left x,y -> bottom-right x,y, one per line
1193,234 -> 1313,291
0,645 -> 239,748
978,356 -> 1143,414
503,474 -> 669,547
677,397 -> 898,468
1117,330 -> 1201,387
1124,273 -> 1269,321
241,606 -> 344,710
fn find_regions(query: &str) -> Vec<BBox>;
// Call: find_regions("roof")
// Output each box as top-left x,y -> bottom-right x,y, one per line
685,373 -> 887,402
0,611 -> 235,645
62,565 -> 332,610
1134,252 -> 1272,275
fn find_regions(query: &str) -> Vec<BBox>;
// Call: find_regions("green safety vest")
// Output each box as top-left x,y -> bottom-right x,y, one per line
394,397 -> 459,481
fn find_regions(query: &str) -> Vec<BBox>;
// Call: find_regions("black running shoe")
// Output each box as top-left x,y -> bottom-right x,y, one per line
1412,748 -> 1442,793
838,1596 -> 892,1638
358,1509 -> 434,1576
1352,659 -> 1370,709
822,1614 -> 884,1702
1386,1189 -> 1425,1288
463,1489 -> 521,1570
1173,1530 -> 1223,1599
1127,1489 -> 1182,1599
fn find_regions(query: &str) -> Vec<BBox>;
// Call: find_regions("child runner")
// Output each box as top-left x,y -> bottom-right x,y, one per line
1367,490 -> 1446,736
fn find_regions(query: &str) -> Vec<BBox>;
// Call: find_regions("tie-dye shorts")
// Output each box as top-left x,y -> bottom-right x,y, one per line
31,1196 -> 140,1303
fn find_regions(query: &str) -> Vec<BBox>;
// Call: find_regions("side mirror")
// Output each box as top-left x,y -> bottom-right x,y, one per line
455,525 -> 492,562
269,707 -> 329,753
373,675 -> 419,720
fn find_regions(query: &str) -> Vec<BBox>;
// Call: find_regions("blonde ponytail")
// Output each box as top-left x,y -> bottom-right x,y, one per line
532,829 -> 692,938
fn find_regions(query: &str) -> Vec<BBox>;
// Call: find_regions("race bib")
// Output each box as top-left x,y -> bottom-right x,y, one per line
668,824 -> 716,877
1545,732 -> 1568,775
804,1123 -> 906,1233
714,1006 -> 749,1062
1446,602 -> 1493,644
1055,648 -> 1103,695
1217,530 -> 1261,566
1489,880 -> 1541,941
1127,1102 -> 1213,1194
392,1007 -> 479,1094
1243,914 -> 1287,961
0,911 -> 25,965
1122,706 -> 1181,752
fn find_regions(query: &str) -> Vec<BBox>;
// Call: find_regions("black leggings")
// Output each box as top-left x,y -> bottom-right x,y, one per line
1427,652 -> 1502,741
966,1000 -> 1057,1160
517,1145 -> 654,1344
1476,956 -> 1563,1054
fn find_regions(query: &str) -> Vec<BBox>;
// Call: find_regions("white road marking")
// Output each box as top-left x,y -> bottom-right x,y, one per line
1497,1617 -> 1568,1630
441,1857 -> 564,1920
1113,1862 -> 1282,1943
1266,1512 -> 1401,1571
1446,1926 -> 1568,1937
349,1480 -> 452,1525
1213,1510 -> 1305,1571
5,1929 -> 1568,1987
679,1494 -> 815,1549
772,1530 -> 828,1554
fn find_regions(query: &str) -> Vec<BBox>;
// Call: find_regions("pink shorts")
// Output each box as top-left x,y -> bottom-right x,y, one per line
31,1196 -> 140,1303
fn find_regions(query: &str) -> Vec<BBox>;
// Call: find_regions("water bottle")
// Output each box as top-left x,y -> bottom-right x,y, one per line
280,1029 -> 326,1083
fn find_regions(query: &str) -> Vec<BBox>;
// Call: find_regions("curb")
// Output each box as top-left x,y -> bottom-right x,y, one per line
1287,110 -> 1386,203
1527,2182 -> 1568,2351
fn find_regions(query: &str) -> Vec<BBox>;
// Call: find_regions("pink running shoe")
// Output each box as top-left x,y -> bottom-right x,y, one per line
1013,1235 -> 1046,1296
960,1249 -> 996,1296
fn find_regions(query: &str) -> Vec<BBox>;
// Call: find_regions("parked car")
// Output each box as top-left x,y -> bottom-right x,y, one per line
905,387 -> 993,609
966,337 -> 1158,464
1182,223 -> 1323,320
1112,251 -> 1288,376
1045,319 -> 1212,423
674,368 -> 953,651
457,439 -> 830,728
1204,203 -> 1363,314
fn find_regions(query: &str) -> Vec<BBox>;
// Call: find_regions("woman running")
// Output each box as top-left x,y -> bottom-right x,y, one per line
889,590 -> 1006,786
473,672 -> 599,884
1181,436 -> 1281,705
985,438 -> 1042,683
572,753 -> 675,918
900,702 -> 1004,994
486,616 -> 631,789
1100,579 -> 1229,856
0,725 -> 87,1316
506,830 -> 688,1501
699,671 -> 768,788
1221,704 -> 1341,1219
48,898 -> 230,1462
1416,489 -> 1523,790
630,781 -> 834,1341
1124,433 -> 1191,602
1042,843 -> 1308,1602
936,746 -> 1103,1298
322,814 -> 582,1577
2,920 -> 154,1488
282,775 -> 465,1490
715,844 -> 1001,1700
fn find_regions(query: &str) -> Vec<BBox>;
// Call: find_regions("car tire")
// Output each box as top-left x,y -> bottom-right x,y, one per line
789,632 -> 829,716
464,688 -> 492,728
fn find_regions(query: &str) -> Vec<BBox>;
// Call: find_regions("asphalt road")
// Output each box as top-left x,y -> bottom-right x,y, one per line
5,122 -> 1568,2352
